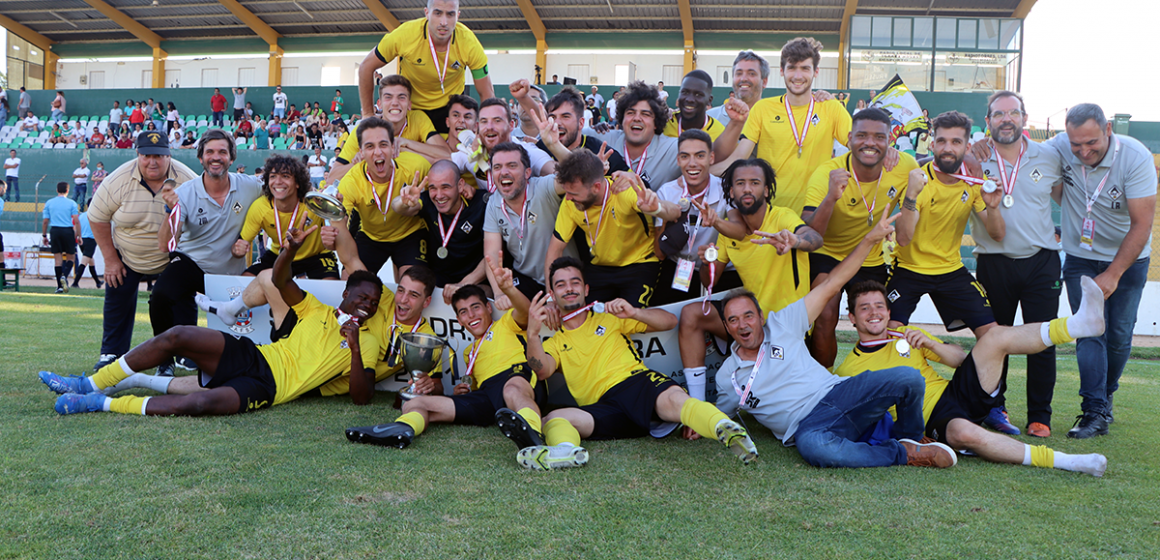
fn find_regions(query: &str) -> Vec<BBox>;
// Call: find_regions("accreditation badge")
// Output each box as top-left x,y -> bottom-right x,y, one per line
672,258 -> 695,292
1080,217 -> 1096,251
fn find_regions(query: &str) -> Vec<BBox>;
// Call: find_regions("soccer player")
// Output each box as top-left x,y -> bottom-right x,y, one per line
236,155 -> 339,280
888,111 -> 1003,341
72,211 -> 103,289
392,159 -> 489,302
336,117 -> 432,277
547,150 -> 673,307
714,38 -> 853,214
835,279 -> 1108,476
41,227 -> 383,417
677,158 -> 822,401
453,98 -> 556,192
357,0 -> 494,134
706,51 -> 768,127
506,256 -> 757,470
588,81 -> 683,187
801,107 -> 918,368
441,94 -> 478,153
715,210 -> 960,469
509,81 -> 629,173
346,258 -> 541,448
662,70 -> 725,141
41,181 -> 81,294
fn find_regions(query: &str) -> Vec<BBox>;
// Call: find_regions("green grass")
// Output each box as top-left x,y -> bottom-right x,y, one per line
3,290 -> 1160,559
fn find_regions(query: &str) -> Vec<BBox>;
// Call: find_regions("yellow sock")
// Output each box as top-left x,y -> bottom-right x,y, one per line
544,417 -> 581,447
517,407 -> 542,433
679,398 -> 729,440
395,411 -> 426,435
109,395 -> 149,416
1030,445 -> 1055,469
1049,318 -> 1074,346
90,359 -> 131,390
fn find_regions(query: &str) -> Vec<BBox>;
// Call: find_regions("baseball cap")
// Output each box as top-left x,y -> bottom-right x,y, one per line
136,131 -> 170,155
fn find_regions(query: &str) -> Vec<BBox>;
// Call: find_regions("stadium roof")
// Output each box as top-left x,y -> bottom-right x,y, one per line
3,0 -> 1039,47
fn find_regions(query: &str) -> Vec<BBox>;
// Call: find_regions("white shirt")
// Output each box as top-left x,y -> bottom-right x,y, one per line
167,109 -> 179,122
606,98 -> 617,121
110,107 -> 124,124
657,89 -> 669,103
73,167 -> 91,185
5,157 -> 21,177
21,116 -> 38,129
308,155 -> 328,178
273,93 -> 288,109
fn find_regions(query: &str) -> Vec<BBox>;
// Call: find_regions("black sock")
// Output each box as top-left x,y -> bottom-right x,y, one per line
54,265 -> 63,285
62,260 -> 74,280
91,266 -> 101,283
74,264 -> 86,283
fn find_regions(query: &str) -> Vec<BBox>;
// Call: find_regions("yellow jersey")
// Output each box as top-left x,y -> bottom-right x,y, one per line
804,152 -> 918,266
894,163 -> 984,275
463,310 -> 534,390
553,184 -> 657,267
375,19 -> 489,111
337,110 -> 439,164
716,205 -> 810,314
258,293 -> 381,406
338,154 -> 430,243
239,198 -> 327,260
662,114 -> 725,142
542,312 -> 649,406
741,95 -> 852,214
833,326 -> 949,425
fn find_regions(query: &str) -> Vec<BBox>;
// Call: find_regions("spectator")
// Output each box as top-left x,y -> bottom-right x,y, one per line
18,86 -> 31,116
168,123 -> 184,149
4,149 -> 19,202
313,101 -> 325,119
307,146 -> 327,189
210,88 -> 227,127
181,130 -> 198,148
332,89 -> 344,114
254,119 -> 270,149
549,74 -> 560,85
150,102 -> 165,133
72,159 -> 91,209
91,162 -> 108,194
587,86 -> 604,108
165,102 -> 180,134
236,165 -> 246,174
330,148 -> 341,172
307,122 -> 323,148
287,104 -> 301,123
115,132 -> 134,149
267,117 -> 282,139
854,99 -> 866,115
0,95 -> 8,125
87,129 -> 107,149
20,110 -> 40,133
236,118 -> 254,139
232,87 -> 247,121
128,102 -> 145,127
656,81 -> 669,104
49,123 -> 66,145
292,125 -> 307,148
69,122 -> 86,144
109,100 -> 124,128
244,101 -> 254,119
51,91 -> 67,122
272,86 -> 288,118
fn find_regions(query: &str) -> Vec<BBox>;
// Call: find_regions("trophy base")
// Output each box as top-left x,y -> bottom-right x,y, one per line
399,387 -> 418,401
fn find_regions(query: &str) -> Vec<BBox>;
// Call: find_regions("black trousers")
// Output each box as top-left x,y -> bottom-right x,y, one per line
975,249 -> 1062,426
149,252 -> 204,338
100,251 -> 160,357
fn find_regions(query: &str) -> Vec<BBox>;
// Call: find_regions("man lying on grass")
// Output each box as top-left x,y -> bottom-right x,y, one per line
39,226 -> 384,416
834,278 -> 1107,477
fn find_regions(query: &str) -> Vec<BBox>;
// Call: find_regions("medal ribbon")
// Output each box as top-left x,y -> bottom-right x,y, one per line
366,164 -> 397,217
859,330 -> 905,347
784,95 -> 816,156
427,29 -> 452,94
272,201 -> 301,249
561,301 -> 598,323
500,186 -> 530,240
990,138 -> 1025,198
626,144 -> 648,176
731,342 -> 767,407
464,323 -> 493,384
583,180 -> 613,254
681,177 -> 710,256
166,203 -> 181,252
701,262 -> 716,316
945,164 -> 987,186
848,154 -> 882,225
436,197 -> 466,253
1081,136 -> 1122,216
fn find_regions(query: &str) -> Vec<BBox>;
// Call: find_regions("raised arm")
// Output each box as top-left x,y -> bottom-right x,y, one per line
805,208 -> 897,322
525,292 -> 559,380
713,97 -> 750,162
896,168 -> 925,247
486,255 -> 531,327
604,298 -> 677,333
272,226 -> 318,307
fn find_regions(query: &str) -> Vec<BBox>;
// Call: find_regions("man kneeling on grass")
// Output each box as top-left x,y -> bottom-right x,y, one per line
39,227 -> 383,416
834,279 -> 1107,477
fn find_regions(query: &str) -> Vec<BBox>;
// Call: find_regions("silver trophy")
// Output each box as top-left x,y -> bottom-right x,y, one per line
304,189 -> 347,225
397,332 -> 451,400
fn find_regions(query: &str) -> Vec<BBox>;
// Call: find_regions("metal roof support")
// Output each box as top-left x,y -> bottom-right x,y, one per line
678,0 -> 695,74
1011,0 -> 1038,18
216,0 -> 284,85
80,0 -> 165,48
361,0 -> 401,31
0,14 -> 57,89
837,0 -> 859,89
514,0 -> 548,85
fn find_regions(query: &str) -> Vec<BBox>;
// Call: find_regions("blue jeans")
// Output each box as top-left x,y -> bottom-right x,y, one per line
794,366 -> 926,468
51,109 -> 65,122
72,183 -> 87,207
1064,255 -> 1150,414
4,176 -> 16,201
212,111 -> 224,127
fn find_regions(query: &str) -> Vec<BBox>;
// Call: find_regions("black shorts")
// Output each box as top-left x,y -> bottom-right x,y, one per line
925,354 -> 996,443
49,226 -> 76,254
270,307 -> 298,342
79,238 -> 97,258
584,261 -> 661,308
581,370 -> 679,440
510,267 -> 545,303
200,332 -> 278,413
451,365 -> 540,426
809,252 -> 889,292
885,266 -> 993,332
421,103 -> 452,135
650,259 -> 744,307
244,249 -> 341,279
354,228 -> 427,275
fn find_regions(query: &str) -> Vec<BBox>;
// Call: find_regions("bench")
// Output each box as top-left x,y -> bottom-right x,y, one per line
1,267 -> 21,291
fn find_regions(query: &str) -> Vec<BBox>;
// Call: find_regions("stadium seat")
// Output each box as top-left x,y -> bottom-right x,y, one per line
41,143 -> 53,149
5,116 -> 16,125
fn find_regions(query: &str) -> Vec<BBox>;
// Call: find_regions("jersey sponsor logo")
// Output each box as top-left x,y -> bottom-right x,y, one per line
197,207 -> 205,214
847,197 -> 858,207
887,289 -> 900,302
198,217 -> 209,225
595,325 -> 606,336
451,60 -> 462,70
1029,167 -> 1044,183
770,345 -> 784,360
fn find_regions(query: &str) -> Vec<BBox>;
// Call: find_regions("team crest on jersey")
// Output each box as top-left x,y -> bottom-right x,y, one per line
1109,186 -> 1121,200
848,197 -> 858,206
226,286 -> 255,334
197,207 -> 205,214
340,339 -> 349,349
810,114 -> 820,126
887,289 -> 900,302
770,345 -> 784,360
461,221 -> 473,234
1030,168 -> 1044,183
887,185 -> 897,198
960,191 -> 968,203
595,326 -> 606,336
304,216 -> 314,228
610,208 -> 616,219
527,211 -> 537,224
451,61 -> 462,70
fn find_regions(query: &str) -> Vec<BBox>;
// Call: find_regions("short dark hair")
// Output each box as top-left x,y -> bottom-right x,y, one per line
722,158 -> 777,209
677,129 -> 713,152
399,265 -> 436,298
261,154 -> 311,202
554,150 -> 604,187
345,269 -> 383,294
490,142 -> 530,169
780,37 -> 823,70
720,289 -> 762,319
57,181 -> 69,194
616,81 -> 669,135
197,128 -> 237,161
852,107 -> 892,129
733,50 -> 771,79
930,110 -> 973,140
356,116 -> 395,146
379,74 -> 413,96
1065,103 -> 1107,129
846,280 -> 889,312
446,94 -> 479,114
545,87 -> 585,118
450,284 -> 488,310
479,97 -> 513,122
684,69 -> 714,89
986,90 -> 1026,116
548,256 -> 585,286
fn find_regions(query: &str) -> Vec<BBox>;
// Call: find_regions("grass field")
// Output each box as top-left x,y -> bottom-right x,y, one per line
3,287 -> 1160,559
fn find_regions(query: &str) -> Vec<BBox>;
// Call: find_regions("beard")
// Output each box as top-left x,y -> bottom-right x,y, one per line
736,196 -> 763,216
934,152 -> 964,175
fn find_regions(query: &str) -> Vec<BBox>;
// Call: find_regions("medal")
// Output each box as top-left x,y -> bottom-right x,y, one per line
704,246 -> 718,262
583,180 -> 612,261
436,246 -> 448,259
435,196 -> 465,262
785,95 -> 815,161
1002,194 -> 1014,208
678,197 -> 690,212
593,302 -> 605,314
991,138 -> 1025,209
982,179 -> 998,194
849,154 -> 882,232
895,339 -> 910,354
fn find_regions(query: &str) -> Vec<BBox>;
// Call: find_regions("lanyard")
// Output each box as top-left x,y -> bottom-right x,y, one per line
166,203 -> 181,252
731,342 -> 767,407
436,197 -> 466,251
1081,136 -> 1121,215
859,330 -> 904,346
945,163 -> 987,186
427,30 -> 452,94
847,155 -> 882,226
485,170 -> 496,194
681,177 -> 709,256
500,187 -> 530,240
784,95 -> 815,157
991,138 -> 1025,198
366,164 -> 397,217
626,144 -> 648,176
272,201 -> 301,247
583,180 -> 612,253
701,262 -> 716,316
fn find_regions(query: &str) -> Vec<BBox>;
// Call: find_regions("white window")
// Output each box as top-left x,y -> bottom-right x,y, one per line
88,71 -> 105,89
238,67 -> 256,87
142,70 -> 153,89
321,66 -> 342,87
282,67 -> 299,86
201,68 -> 218,87
661,65 -> 683,87
716,66 -> 732,86
165,69 -> 181,88
614,64 -> 630,86
566,64 -> 589,86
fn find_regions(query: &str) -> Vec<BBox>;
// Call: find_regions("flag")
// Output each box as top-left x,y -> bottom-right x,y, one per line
869,75 -> 927,146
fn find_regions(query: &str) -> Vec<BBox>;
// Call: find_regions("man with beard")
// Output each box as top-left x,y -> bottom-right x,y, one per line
800,108 -> 918,368
677,158 -> 822,401
887,111 -> 1004,342
153,129 -> 263,376
509,82 -> 629,174
662,70 -> 725,141
453,98 -> 555,193
483,143 -> 579,308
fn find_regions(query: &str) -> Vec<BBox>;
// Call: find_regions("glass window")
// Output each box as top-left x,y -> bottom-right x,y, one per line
957,19 -> 978,49
934,51 -> 1009,92
894,18 -> 912,47
872,16 -> 892,47
914,18 -> 934,49
1000,19 -> 1022,50
850,16 -> 872,47
978,19 -> 1000,49
849,49 -> 931,92
936,18 -> 957,49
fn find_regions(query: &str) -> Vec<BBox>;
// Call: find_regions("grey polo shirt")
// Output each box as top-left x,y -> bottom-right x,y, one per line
173,172 -> 263,274
1046,132 -> 1157,261
483,175 -> 578,286
970,138 -> 1065,259
706,104 -> 731,127
588,130 -> 681,188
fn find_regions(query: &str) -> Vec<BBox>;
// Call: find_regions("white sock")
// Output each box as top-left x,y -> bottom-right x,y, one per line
104,373 -> 175,395
1068,276 -> 1106,339
1040,323 -> 1054,347
196,293 -> 248,326
140,396 -> 151,415
99,396 -> 113,412
118,356 -> 137,376
1022,444 -> 1032,466
1054,451 -> 1108,477
684,367 -> 707,401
